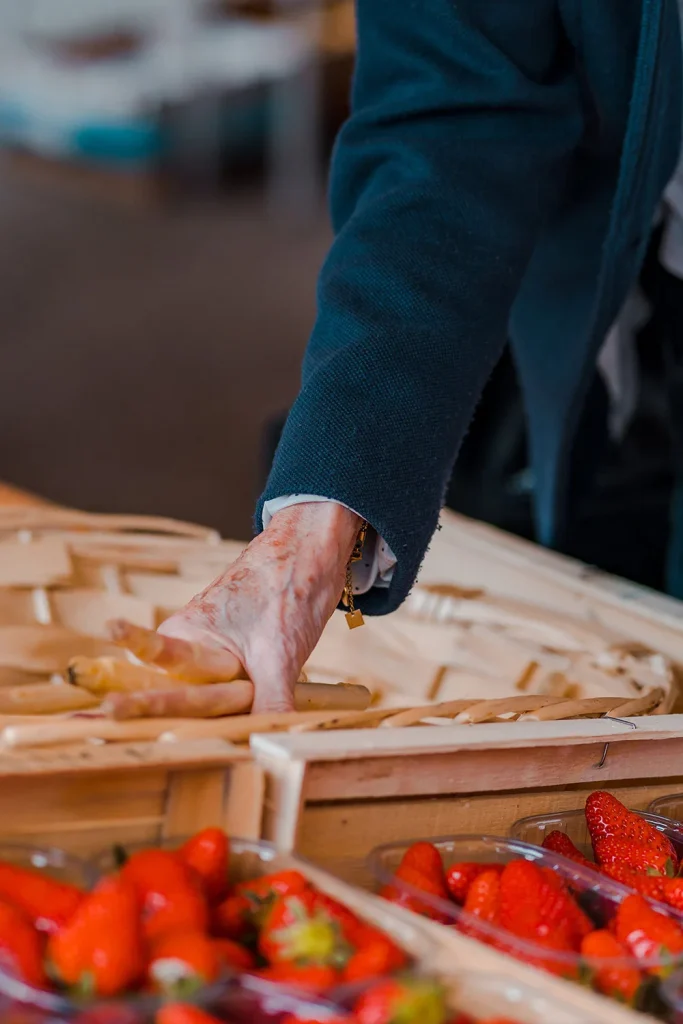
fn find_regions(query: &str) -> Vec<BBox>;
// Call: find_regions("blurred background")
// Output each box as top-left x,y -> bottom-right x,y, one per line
0,0 -> 678,595
0,0 -> 353,537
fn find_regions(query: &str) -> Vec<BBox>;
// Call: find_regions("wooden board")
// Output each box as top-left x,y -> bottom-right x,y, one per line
252,715 -> 683,866
0,740 -> 264,855
424,511 -> 683,697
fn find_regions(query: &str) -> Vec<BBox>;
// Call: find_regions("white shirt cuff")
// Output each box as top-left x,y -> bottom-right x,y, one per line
262,495 -> 396,595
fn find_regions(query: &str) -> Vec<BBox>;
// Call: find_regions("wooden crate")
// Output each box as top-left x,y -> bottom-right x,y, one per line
253,715 -> 683,882
421,511 -> 683,692
0,740 -> 264,857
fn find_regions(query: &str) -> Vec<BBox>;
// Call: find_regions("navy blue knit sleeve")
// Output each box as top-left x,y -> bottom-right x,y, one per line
256,0 -> 582,614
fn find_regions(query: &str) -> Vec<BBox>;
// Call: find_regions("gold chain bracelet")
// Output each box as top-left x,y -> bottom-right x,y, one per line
342,520 -> 368,629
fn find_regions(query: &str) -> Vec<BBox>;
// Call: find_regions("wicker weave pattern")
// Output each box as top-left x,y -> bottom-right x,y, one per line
0,506 -> 673,748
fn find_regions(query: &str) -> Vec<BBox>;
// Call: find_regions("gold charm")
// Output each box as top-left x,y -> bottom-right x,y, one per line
345,608 -> 365,629
342,521 -> 368,630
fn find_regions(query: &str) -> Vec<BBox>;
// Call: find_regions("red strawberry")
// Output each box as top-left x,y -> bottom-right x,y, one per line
581,929 -> 643,1004
601,864 -> 666,902
615,894 -> 683,975
380,865 -> 450,923
499,860 -> 586,950
518,929 -> 582,981
445,863 -> 502,904
541,831 -> 594,871
48,875 -> 144,997
258,889 -> 351,966
585,793 -> 677,866
661,877 -> 683,913
594,837 -> 675,877
212,937 -> 255,971
396,847 -> 448,901
539,868 -> 592,942
400,842 -> 445,879
178,828 -> 229,904
463,870 -> 501,924
0,899 -> 47,989
310,891 -> 364,944
343,933 -> 407,982
211,894 -> 251,941
353,977 -> 448,1024
148,931 -> 219,995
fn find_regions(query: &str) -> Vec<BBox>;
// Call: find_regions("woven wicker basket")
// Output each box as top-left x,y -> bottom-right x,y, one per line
0,504 -> 675,749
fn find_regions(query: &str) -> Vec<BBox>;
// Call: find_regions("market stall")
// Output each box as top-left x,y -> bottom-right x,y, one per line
2,492 -> 683,1021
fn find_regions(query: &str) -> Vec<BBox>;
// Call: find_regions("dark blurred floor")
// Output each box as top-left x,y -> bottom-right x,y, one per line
0,157 -> 331,539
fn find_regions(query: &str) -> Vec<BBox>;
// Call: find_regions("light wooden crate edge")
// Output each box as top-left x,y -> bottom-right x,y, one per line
252,716 -> 683,858
0,744 -> 265,856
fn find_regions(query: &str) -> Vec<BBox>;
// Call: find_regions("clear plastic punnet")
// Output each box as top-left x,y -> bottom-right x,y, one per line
510,806 -> 683,862
367,833 -> 683,1016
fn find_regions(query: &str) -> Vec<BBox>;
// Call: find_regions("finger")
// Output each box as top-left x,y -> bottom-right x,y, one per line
108,618 -> 244,683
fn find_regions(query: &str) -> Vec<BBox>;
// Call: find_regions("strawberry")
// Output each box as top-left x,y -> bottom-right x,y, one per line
593,837 -> 675,877
148,930 -> 219,995
234,870 -> 309,906
343,933 -> 408,982
380,865 -> 450,923
498,860 -> 587,950
253,962 -> 340,992
463,869 -> 501,924
0,899 -> 47,989
661,877 -> 683,913
446,863 -> 502,904
0,860 -> 83,936
399,843 -> 447,888
48,875 -> 144,997
212,937 -> 255,971
601,864 -> 666,902
353,977 -> 448,1024
211,894 -> 251,941
310,891 -> 365,944
259,889 -> 352,966
121,849 -> 208,942
539,868 -> 592,942
581,929 -> 643,1004
155,1006 -> 224,1024
585,792 -> 677,866
178,828 -> 229,904
231,870 -> 310,934
541,831 -> 594,871
517,929 -> 582,981
615,894 -> 683,974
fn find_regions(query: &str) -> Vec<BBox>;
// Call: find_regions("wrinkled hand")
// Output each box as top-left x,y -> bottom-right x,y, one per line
159,503 -> 361,712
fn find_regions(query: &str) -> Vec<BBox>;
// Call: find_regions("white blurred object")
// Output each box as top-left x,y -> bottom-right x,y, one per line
0,0 -> 322,214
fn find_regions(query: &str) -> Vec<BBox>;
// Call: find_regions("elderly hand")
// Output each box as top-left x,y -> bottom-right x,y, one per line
158,502 -> 361,712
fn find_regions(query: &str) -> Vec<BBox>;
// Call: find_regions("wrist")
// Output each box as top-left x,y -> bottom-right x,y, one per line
267,501 -> 361,567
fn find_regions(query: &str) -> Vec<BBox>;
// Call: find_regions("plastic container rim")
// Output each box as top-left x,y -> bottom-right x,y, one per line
367,832 -> 683,972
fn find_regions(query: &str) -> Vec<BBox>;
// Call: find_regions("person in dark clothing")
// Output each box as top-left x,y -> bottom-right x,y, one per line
161,0 -> 682,712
